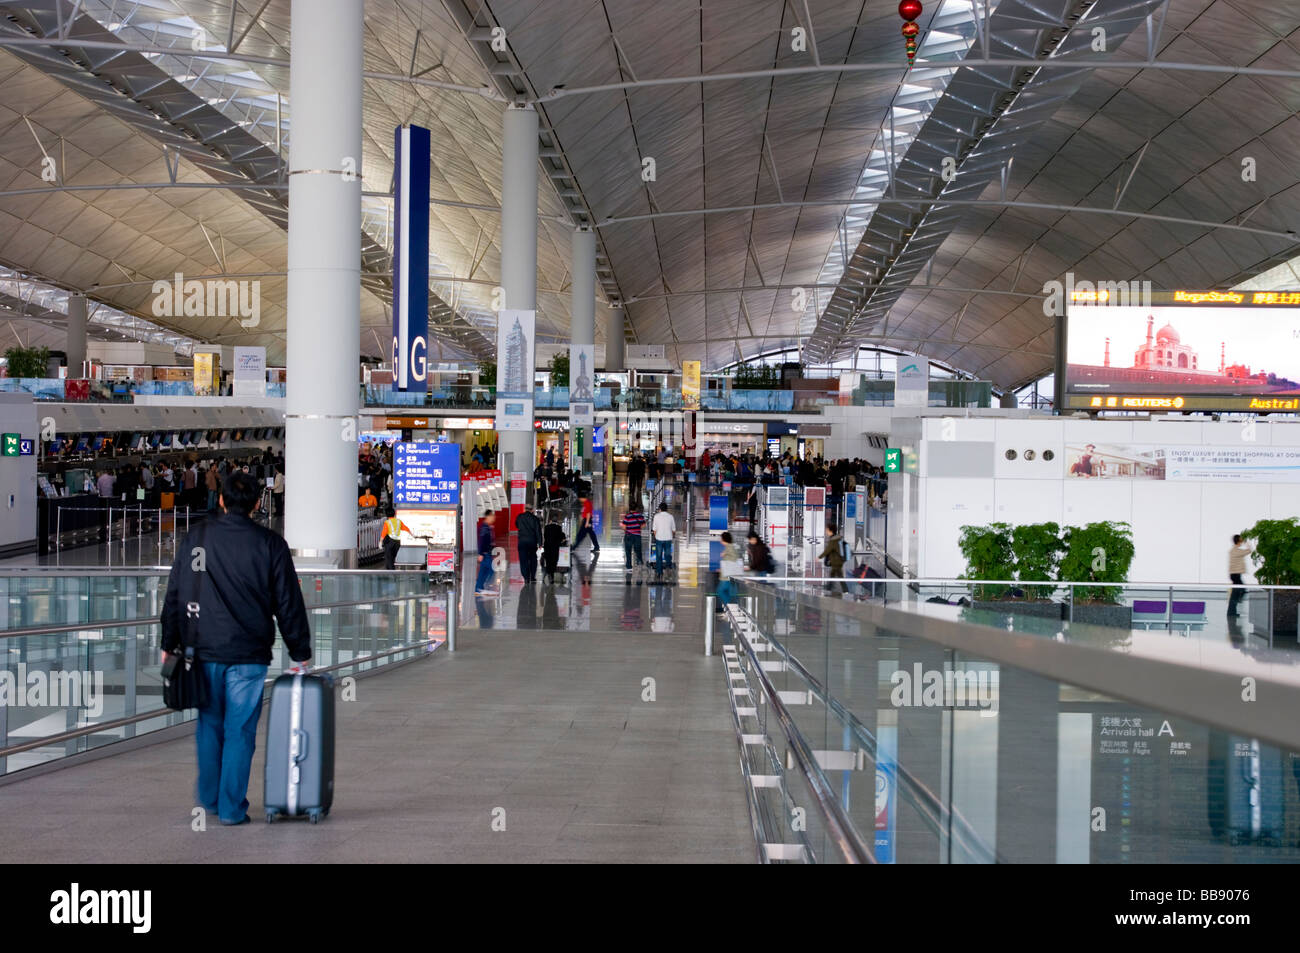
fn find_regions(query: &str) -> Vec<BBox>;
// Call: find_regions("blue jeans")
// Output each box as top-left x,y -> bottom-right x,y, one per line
196,662 -> 268,824
654,539 -> 673,572
475,552 -> 495,591
207,489 -> 218,511
717,578 -> 736,604
623,534 -> 643,568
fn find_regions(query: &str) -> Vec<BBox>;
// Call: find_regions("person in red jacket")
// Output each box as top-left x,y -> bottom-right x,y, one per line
574,493 -> 600,555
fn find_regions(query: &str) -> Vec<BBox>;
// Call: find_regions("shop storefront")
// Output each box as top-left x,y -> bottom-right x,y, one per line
534,417 -> 570,467
374,416 -> 494,466
764,421 -> 829,460
697,419 -> 765,455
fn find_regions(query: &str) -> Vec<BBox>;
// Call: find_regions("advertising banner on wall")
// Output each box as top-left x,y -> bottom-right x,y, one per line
894,357 -> 928,407
193,352 -> 219,396
495,309 -> 535,431
233,346 -> 266,398
569,343 -> 595,427
391,124 -> 431,392
682,360 -> 701,409
1064,442 -> 1300,483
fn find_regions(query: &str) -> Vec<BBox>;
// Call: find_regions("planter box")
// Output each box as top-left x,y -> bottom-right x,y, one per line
973,600 -> 1065,622
1249,590 -> 1300,639
1069,603 -> 1133,628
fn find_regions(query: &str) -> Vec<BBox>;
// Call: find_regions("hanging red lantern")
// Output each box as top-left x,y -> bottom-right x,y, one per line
899,0 -> 923,66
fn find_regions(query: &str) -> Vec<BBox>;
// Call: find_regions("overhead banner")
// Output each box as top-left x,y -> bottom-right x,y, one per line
570,344 -> 595,427
392,124 -> 430,392
233,346 -> 266,398
495,309 -> 535,431
1064,442 -> 1300,483
682,360 -> 701,409
895,357 -> 928,407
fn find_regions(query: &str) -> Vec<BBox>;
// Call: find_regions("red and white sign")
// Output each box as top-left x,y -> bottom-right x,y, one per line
426,550 -> 456,573
509,470 -> 527,529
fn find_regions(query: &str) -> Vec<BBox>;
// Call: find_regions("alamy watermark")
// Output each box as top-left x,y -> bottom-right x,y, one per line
1041,272 -> 1152,317
152,272 -> 260,328
0,665 -> 103,718
889,663 -> 998,716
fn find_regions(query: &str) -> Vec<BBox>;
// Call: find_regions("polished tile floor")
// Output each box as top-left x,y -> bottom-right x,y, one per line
0,483 -> 759,863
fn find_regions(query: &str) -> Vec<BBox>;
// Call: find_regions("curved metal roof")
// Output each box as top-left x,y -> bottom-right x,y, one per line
0,0 -> 1295,388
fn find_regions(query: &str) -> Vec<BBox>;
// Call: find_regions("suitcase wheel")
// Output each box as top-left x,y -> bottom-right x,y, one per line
266,812 -> 276,824
309,811 -> 321,825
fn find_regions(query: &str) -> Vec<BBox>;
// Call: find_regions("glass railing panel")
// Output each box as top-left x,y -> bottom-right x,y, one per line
0,578 -> 441,777
730,577 -> 1300,862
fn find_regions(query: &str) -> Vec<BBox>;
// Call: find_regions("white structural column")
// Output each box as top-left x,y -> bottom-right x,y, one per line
285,0 -> 362,563
498,104 -> 539,476
65,294 -> 87,376
605,306 -> 625,372
570,227 -> 595,467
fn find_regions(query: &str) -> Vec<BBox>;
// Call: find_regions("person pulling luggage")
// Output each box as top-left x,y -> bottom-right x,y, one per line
161,470 -> 313,827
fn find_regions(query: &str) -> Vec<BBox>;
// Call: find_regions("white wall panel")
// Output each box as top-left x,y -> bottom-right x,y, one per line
994,416 -> 1065,480
994,478 -> 1064,526
1130,481 -> 1202,584
921,477 -> 994,577
1062,478 -> 1133,528
1198,489 -> 1270,584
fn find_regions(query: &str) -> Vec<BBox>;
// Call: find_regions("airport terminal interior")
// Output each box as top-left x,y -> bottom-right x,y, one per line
2,0 -> 1300,869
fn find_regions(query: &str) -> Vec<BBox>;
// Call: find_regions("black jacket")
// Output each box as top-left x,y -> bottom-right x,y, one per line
161,513 -> 312,665
516,511 -> 543,547
542,523 -> 566,555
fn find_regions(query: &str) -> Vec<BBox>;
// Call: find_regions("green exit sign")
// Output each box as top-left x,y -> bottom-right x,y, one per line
2,433 -> 19,457
884,448 -> 901,473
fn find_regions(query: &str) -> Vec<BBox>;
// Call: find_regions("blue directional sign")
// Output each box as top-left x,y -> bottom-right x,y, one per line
19,438 -> 34,456
393,441 -> 460,507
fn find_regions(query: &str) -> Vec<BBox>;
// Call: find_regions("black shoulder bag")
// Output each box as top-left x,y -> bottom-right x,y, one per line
162,524 -> 210,711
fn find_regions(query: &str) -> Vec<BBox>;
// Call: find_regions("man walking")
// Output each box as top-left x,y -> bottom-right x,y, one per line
1228,533 -> 1253,616
819,521 -> 850,595
651,501 -> 676,578
621,502 -> 646,571
161,470 -> 312,826
573,492 -> 601,555
515,506 -> 543,584
475,508 -> 499,595
205,463 -> 220,512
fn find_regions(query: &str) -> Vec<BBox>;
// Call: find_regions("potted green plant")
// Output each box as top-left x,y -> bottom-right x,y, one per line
1004,522 -> 1068,620
547,351 -> 569,388
1058,521 -> 1135,627
1241,518 -> 1300,637
958,522 -> 1014,602
3,345 -> 51,379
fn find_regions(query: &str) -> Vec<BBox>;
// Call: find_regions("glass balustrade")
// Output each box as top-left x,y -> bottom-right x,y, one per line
725,576 -> 1300,862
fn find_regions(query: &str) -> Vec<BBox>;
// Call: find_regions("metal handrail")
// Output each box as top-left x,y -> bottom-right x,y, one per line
738,583 -> 1000,863
727,576 -> 1300,591
0,635 -> 439,761
730,610 -> 875,864
0,592 -> 432,640
760,581 -> 1300,753
0,567 -> 450,577
721,646 -> 772,865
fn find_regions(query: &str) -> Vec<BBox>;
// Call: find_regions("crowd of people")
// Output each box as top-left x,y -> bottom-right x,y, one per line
87,446 -> 284,516
625,445 -> 890,507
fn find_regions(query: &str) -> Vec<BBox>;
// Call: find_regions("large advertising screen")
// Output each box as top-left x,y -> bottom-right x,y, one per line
1063,290 -> 1300,412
